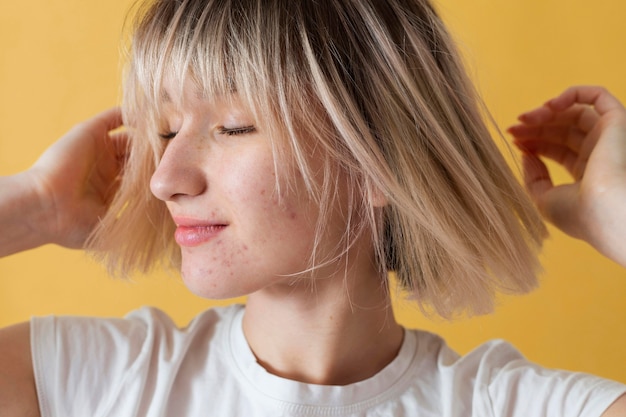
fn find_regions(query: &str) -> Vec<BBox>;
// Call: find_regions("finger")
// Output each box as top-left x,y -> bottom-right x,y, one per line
520,154 -> 583,237
108,130 -> 130,163
520,152 -> 554,203
537,183 -> 583,239
72,108 -> 124,145
517,104 -> 600,134
93,110 -> 129,172
516,141 -> 580,177
547,86 -> 626,116
517,105 -> 554,125
508,123 -> 587,155
576,105 -> 602,133
93,107 -> 124,132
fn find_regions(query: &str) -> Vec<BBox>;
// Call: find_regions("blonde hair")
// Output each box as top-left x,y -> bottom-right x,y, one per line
89,0 -> 547,318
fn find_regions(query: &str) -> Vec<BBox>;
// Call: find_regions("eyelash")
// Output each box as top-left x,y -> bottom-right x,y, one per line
158,126 -> 256,140
219,125 -> 256,136
159,131 -> 178,140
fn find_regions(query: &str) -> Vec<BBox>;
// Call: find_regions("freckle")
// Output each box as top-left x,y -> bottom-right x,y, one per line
260,189 -> 266,195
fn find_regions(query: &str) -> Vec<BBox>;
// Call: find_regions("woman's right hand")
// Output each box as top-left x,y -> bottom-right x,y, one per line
0,108 -> 127,256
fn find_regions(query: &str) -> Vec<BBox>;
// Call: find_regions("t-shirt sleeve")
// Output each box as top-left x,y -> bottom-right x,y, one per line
466,340 -> 626,417
30,309 -> 159,417
31,306 -> 231,417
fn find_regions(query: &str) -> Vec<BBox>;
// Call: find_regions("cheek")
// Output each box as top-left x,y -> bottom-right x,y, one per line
248,183 -> 318,259
224,157 -> 302,221
222,153 -> 323,259
254,189 -> 312,241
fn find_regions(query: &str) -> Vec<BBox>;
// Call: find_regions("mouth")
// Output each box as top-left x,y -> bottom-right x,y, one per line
172,217 -> 228,247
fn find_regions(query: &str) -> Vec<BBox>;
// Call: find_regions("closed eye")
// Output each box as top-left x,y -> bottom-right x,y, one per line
159,131 -> 178,140
219,125 -> 256,136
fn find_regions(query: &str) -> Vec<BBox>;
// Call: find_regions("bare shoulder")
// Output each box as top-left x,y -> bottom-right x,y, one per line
0,322 -> 41,417
603,394 -> 626,417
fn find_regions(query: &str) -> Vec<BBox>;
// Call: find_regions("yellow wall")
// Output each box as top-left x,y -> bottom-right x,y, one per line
1,0 -> 625,383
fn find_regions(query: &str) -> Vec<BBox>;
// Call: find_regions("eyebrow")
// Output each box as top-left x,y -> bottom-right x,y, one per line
159,87 -> 207,103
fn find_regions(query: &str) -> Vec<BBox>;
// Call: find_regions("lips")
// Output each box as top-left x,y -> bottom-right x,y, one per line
172,217 -> 227,247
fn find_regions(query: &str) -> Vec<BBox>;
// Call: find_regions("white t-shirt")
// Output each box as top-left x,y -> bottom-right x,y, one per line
31,304 -> 625,417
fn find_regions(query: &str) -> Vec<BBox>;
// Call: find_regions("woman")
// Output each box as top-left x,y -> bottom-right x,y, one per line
0,0 -> 625,415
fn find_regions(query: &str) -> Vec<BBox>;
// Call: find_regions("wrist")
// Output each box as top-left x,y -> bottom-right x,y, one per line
0,171 -> 55,256
582,185 -> 626,268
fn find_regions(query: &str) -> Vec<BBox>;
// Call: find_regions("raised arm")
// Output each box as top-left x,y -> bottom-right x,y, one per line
0,109 -> 126,417
0,108 -> 126,257
508,86 -> 626,268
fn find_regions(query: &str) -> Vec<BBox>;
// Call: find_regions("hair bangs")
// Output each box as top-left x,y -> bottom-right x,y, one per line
89,0 -> 547,319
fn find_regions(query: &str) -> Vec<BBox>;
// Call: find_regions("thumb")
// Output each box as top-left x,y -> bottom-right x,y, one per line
520,152 -> 553,203
521,153 -> 584,239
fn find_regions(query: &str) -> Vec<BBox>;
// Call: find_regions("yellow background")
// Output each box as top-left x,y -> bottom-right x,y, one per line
1,0 -> 625,383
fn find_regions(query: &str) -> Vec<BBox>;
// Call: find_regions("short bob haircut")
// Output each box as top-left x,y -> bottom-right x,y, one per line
89,0 -> 547,318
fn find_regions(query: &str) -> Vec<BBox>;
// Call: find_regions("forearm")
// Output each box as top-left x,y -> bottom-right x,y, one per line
0,172 -> 51,257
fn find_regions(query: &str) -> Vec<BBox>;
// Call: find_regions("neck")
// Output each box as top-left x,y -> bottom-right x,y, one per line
242,260 -> 404,386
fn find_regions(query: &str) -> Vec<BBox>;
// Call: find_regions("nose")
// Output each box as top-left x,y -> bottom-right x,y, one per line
150,133 -> 207,201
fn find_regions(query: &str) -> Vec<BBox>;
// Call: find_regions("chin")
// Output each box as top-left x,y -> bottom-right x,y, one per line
179,265 -> 256,300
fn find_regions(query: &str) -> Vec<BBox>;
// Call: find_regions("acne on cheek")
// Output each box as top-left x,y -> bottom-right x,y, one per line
224,243 -> 251,266
272,200 -> 299,222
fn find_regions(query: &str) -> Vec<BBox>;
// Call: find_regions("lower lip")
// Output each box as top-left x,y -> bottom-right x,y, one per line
174,225 -> 226,247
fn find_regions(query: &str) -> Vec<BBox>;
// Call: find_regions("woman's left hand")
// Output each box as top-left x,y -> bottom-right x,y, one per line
508,86 -> 626,267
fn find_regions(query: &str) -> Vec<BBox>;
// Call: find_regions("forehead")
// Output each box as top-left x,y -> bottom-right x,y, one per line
156,77 -> 253,117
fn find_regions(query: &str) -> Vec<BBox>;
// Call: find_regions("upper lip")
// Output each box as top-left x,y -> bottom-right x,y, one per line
172,216 -> 228,227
